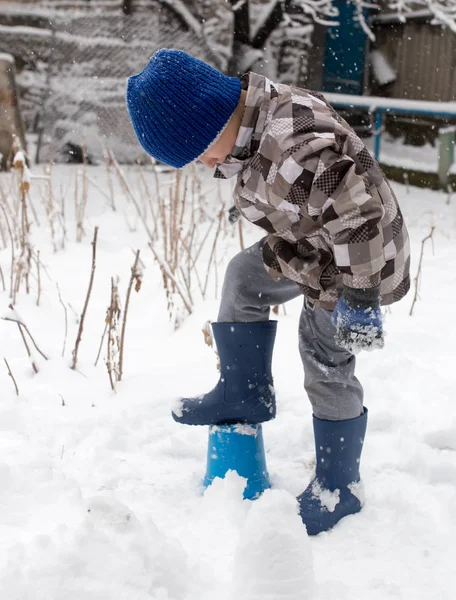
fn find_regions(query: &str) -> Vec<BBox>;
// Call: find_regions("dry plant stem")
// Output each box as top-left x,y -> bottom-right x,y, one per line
194,218 -> 216,266
94,321 -> 108,367
409,225 -> 435,316
36,250 -> 41,306
2,304 -> 49,360
136,162 -> 149,222
179,265 -> 193,306
109,150 -> 155,243
43,171 -> 57,251
26,191 -> 40,227
71,226 -> 99,370
17,180 -> 32,298
106,279 -> 116,391
26,246 -> 32,294
178,231 -> 204,297
104,148 -> 116,211
159,192 -> 169,263
0,200 -> 6,249
59,184 -> 67,250
149,243 -> 192,315
74,171 -> 79,239
85,174 -> 114,206
118,249 -> 141,381
203,204 -> 225,298
68,303 -> 80,323
17,322 -> 38,373
106,277 -> 121,391
186,227 -> 195,292
13,263 -> 22,304
151,159 -> 161,216
77,143 -> 89,243
137,163 -> 157,233
56,283 -> 68,358
0,264 -> 5,291
176,175 -> 188,262
4,358 -> 19,395
19,174 -> 30,250
0,202 -> 15,297
3,304 -> 49,360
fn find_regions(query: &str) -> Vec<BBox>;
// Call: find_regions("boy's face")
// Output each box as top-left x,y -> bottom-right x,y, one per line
198,90 -> 246,169
198,126 -> 237,169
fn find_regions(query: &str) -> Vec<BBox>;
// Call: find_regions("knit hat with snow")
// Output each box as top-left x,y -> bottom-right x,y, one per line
126,49 -> 242,168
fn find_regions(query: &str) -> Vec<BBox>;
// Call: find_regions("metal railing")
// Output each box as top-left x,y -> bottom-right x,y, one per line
324,92 -> 456,188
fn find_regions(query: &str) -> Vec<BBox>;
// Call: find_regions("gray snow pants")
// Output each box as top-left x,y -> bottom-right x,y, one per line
218,239 -> 363,421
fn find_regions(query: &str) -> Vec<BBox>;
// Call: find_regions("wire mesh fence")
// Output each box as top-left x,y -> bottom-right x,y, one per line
0,0 -> 213,164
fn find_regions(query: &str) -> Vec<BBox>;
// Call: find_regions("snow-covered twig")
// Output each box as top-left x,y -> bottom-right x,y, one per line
203,203 -> 225,298
409,226 -> 435,316
109,150 -> 155,243
104,148 -> 116,212
4,357 -> 19,396
2,304 -> 49,362
36,250 -> 41,306
106,277 -> 122,392
118,249 -> 142,382
149,243 -> 193,316
95,321 -> 108,368
56,283 -> 68,358
0,201 -> 14,297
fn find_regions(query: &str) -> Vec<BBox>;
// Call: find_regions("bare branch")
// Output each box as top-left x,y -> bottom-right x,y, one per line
94,321 -> 108,367
109,151 -> 155,243
409,226 -> 435,316
203,203 -> 225,298
56,283 -> 68,358
13,320 -> 38,374
0,264 -> 5,291
149,243 -> 193,316
36,250 -> 41,306
0,201 -> 15,298
4,357 -> 19,396
3,304 -> 49,361
71,226 -> 99,370
118,250 -> 142,381
106,277 -> 121,391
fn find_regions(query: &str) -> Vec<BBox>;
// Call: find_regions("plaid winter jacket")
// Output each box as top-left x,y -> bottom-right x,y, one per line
215,72 -> 410,310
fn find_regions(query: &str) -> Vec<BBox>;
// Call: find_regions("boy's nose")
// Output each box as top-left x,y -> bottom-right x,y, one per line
200,156 -> 217,169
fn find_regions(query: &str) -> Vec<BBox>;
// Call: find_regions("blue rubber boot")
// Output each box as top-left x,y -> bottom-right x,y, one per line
298,409 -> 368,535
204,424 -> 270,500
172,321 -> 277,426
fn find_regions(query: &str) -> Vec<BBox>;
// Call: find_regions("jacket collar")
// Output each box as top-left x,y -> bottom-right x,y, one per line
215,71 -> 274,179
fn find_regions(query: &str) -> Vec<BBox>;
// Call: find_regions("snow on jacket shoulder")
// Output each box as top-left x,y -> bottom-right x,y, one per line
215,72 -> 410,309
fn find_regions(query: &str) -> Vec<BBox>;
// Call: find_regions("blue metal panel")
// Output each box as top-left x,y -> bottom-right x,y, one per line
323,0 -> 368,95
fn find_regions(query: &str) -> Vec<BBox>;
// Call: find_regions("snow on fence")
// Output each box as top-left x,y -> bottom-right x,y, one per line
324,92 -> 456,188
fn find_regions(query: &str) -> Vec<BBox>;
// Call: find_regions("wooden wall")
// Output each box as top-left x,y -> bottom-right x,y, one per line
373,20 -> 456,102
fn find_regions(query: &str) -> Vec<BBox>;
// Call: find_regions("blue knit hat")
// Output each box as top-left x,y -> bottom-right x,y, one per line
126,49 -> 242,168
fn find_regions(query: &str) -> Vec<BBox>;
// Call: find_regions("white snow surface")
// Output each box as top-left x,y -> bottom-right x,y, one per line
0,162 -> 455,599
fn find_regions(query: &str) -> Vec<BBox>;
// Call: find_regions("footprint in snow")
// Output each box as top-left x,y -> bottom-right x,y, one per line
423,428 -> 456,452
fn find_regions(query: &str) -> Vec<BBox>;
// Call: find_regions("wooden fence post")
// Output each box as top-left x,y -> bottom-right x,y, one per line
0,53 -> 26,170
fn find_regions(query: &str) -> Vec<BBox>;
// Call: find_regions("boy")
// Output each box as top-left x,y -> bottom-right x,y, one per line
126,49 -> 410,534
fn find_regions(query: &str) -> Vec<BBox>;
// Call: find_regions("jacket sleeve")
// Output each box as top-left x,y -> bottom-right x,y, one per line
271,137 -> 385,289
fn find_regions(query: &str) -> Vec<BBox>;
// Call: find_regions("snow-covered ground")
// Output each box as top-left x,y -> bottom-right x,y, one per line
0,163 -> 455,599
366,133 -> 456,174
